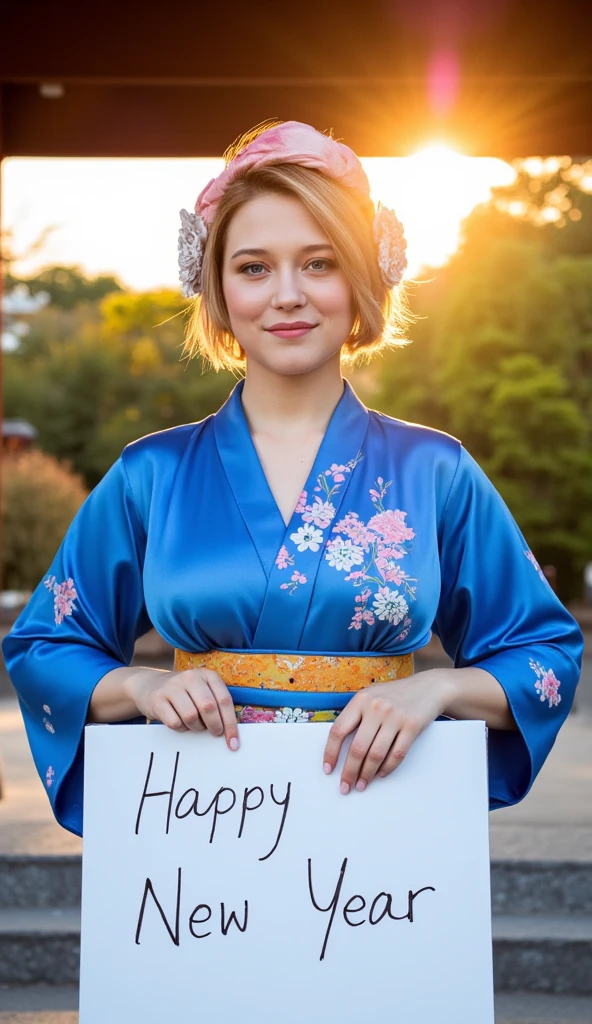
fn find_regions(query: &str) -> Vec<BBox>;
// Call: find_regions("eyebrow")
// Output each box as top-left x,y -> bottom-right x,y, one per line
230,243 -> 335,260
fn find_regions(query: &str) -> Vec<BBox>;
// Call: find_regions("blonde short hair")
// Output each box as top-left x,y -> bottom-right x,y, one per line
183,122 -> 416,371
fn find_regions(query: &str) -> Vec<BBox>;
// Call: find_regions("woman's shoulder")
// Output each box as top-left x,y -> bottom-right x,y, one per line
123,415 -> 213,461
117,416 -> 215,501
367,406 -> 462,462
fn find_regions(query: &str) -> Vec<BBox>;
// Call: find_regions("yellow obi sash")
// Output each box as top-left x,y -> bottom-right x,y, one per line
174,649 -> 414,693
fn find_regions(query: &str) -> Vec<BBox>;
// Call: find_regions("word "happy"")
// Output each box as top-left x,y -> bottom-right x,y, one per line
134,751 -> 291,861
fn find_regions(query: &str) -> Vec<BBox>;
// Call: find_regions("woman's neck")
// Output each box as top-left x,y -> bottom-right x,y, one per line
240,359 -> 345,440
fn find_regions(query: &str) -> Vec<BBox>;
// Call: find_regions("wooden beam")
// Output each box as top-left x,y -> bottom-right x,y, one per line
2,80 -> 591,159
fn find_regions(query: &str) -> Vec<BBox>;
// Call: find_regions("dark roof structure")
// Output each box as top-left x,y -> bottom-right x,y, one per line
1,0 -> 591,159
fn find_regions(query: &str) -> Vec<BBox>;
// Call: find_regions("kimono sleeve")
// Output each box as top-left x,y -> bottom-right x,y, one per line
2,453 -> 152,836
433,446 -> 584,810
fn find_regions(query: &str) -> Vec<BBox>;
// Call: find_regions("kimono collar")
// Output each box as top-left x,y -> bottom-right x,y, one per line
213,377 -> 369,585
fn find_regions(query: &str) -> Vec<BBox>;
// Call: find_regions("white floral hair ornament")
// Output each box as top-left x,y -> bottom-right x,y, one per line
373,201 -> 408,287
178,209 -> 208,298
177,120 -> 408,298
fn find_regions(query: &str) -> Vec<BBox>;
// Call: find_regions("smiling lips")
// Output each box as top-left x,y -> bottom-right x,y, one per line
265,321 -> 318,330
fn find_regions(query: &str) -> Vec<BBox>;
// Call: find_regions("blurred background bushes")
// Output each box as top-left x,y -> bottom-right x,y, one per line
2,450 -> 87,591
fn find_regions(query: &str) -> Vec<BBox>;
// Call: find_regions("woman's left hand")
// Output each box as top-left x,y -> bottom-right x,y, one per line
322,672 -> 457,794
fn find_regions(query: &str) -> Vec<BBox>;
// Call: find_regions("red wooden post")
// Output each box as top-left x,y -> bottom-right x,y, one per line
0,86 -> 4,597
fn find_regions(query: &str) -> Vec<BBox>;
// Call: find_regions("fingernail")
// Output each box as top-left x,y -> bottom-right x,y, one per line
356,780 -> 366,791
340,781 -> 350,795
323,762 -> 332,775
229,737 -> 239,750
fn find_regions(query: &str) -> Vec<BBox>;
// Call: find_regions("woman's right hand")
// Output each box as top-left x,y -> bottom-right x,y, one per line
125,667 -> 239,750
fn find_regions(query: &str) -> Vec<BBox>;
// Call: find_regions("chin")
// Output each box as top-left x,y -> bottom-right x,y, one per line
265,353 -> 335,378
252,341 -> 343,377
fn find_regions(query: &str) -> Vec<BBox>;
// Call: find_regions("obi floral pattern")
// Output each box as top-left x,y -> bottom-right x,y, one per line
530,659 -> 562,708
43,576 -> 78,626
275,461 -> 417,639
235,705 -> 339,724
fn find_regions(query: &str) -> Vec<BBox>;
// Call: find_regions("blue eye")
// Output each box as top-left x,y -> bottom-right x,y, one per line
239,258 -> 334,276
241,263 -> 266,276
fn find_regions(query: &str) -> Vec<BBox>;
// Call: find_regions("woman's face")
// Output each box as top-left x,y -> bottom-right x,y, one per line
221,192 -> 355,377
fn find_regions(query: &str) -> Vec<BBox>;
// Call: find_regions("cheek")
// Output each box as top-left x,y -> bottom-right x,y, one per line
321,279 -> 355,321
223,278 -> 263,320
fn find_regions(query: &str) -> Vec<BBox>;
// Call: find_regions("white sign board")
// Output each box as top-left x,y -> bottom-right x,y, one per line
80,720 -> 494,1023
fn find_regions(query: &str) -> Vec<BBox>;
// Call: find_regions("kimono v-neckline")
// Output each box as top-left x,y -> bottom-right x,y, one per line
214,378 -> 369,650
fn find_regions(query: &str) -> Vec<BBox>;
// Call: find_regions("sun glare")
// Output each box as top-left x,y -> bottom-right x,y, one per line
362,144 -> 516,279
3,148 -> 517,290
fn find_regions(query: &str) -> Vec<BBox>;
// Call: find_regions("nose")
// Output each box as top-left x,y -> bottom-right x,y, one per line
271,265 -> 306,309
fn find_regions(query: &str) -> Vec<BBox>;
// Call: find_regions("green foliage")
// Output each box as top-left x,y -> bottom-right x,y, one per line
5,264 -> 123,309
366,201 -> 592,601
4,288 -> 235,489
2,450 -> 88,591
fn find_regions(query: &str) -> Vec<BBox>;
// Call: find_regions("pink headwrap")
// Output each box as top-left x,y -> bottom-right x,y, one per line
195,121 -> 374,227
177,120 -> 407,298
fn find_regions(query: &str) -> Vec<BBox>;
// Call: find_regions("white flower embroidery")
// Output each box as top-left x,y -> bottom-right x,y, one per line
274,707 -> 312,723
289,525 -> 324,552
325,537 -> 366,572
372,586 -> 409,625
43,704 -> 51,715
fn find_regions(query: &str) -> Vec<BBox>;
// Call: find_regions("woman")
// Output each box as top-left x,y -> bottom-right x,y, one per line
3,119 -> 583,837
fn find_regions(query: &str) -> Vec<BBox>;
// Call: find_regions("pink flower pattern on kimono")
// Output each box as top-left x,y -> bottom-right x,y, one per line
274,452 -> 364,592
274,460 -> 417,635
524,549 -> 547,584
331,477 -> 417,632
330,513 -> 374,552
349,587 -> 376,631
275,545 -> 294,570
280,570 -> 308,595
302,497 -> 336,529
42,703 -> 55,734
529,659 -> 562,708
44,576 -> 78,626
294,490 -> 308,514
46,766 -> 55,788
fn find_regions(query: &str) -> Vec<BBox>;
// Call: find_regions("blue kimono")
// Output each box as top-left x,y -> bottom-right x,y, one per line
2,379 -> 583,836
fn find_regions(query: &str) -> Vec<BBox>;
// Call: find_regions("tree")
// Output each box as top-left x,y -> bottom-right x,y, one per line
3,287 -> 235,488
365,231 -> 592,600
4,264 -> 123,310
